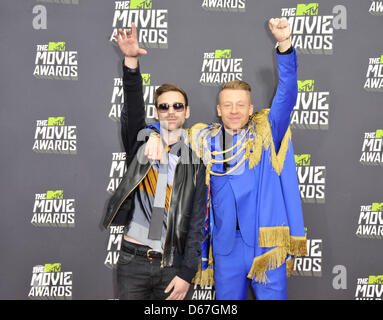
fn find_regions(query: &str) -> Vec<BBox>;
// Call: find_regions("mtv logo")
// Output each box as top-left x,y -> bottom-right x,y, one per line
141,73 -> 151,86
375,129 -> 383,139
48,42 -> 66,51
297,80 -> 315,92
45,263 -> 61,273
304,227 -> 308,238
215,49 -> 232,59
295,154 -> 311,166
296,3 -> 319,16
46,190 -> 64,200
368,275 -> 383,285
130,0 -> 152,9
380,55 -> 383,64
371,202 -> 383,212
47,117 -> 65,126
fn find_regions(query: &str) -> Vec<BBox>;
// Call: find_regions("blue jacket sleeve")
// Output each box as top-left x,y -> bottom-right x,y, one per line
268,47 -> 298,152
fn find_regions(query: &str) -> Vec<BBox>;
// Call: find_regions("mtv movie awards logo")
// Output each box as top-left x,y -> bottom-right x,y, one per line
290,79 -> 330,129
28,263 -> 72,299
33,41 -> 78,80
356,203 -> 383,238
295,154 -> 326,203
33,117 -> 77,154
200,49 -> 243,86
105,225 -> 124,268
280,3 -> 347,54
107,152 -> 127,193
360,130 -> 383,165
111,1 -> 168,48
355,276 -> 383,300
364,55 -> 383,91
109,73 -> 158,122
369,1 -> 383,15
201,0 -> 246,11
31,190 -> 75,227
293,229 -> 322,277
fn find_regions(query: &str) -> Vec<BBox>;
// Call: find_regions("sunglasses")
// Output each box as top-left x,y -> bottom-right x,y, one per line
157,102 -> 185,113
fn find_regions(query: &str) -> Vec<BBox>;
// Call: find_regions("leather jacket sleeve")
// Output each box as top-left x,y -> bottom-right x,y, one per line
121,62 -> 147,157
177,163 -> 208,283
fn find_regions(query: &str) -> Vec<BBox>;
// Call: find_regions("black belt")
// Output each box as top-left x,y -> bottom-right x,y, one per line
122,244 -> 162,261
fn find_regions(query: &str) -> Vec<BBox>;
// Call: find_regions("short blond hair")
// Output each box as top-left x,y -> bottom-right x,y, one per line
219,80 -> 252,103
221,80 -> 251,91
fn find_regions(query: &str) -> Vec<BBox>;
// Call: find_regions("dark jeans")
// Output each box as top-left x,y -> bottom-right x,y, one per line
116,240 -> 179,300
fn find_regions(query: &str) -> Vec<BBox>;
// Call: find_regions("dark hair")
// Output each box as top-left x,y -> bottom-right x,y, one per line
154,83 -> 188,107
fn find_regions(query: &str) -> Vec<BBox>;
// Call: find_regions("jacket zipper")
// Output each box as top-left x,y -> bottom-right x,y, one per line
106,165 -> 151,229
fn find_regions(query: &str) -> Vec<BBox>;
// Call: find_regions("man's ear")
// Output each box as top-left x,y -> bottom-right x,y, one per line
216,104 -> 222,117
154,107 -> 159,120
185,106 -> 191,119
249,104 -> 254,115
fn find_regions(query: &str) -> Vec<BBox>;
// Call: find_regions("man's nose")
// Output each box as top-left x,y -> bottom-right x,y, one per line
230,105 -> 239,113
167,106 -> 176,114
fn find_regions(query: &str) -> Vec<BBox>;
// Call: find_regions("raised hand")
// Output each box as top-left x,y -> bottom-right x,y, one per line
113,22 -> 148,58
268,18 -> 292,52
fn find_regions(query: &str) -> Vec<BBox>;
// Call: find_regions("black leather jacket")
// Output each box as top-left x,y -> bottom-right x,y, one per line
102,63 -> 207,283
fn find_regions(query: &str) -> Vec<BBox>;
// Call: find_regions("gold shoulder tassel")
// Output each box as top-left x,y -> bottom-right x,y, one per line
250,110 -> 292,175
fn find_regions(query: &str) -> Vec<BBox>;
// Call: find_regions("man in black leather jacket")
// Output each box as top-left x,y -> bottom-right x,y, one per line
102,23 -> 207,300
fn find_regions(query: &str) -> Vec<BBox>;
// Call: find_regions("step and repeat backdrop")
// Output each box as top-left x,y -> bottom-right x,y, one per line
0,0 -> 382,300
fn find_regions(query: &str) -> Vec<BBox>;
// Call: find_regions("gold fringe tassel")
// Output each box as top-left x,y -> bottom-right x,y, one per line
258,227 -> 307,256
247,227 -> 308,283
258,226 -> 291,248
247,246 -> 289,284
191,262 -> 215,287
286,258 -> 295,277
289,236 -> 308,257
191,243 -> 215,287
250,110 -> 292,175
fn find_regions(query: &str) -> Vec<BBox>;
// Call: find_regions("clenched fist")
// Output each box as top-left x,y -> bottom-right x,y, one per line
268,18 -> 292,52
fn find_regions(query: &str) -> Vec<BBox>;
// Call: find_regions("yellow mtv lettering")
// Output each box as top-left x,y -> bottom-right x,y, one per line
297,80 -> 315,92
46,190 -> 64,199
375,129 -> 383,139
296,3 -> 319,16
371,203 -> 383,212
47,117 -> 65,126
295,154 -> 311,166
368,275 -> 383,284
214,49 -> 232,59
45,263 -> 61,272
141,73 -> 151,86
130,0 -> 152,9
48,42 -> 66,51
